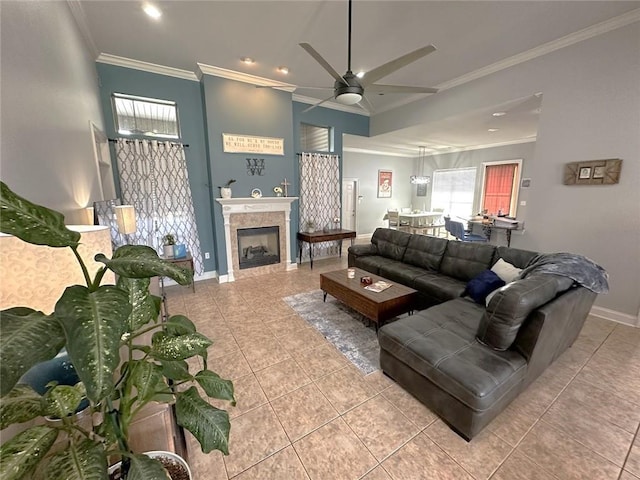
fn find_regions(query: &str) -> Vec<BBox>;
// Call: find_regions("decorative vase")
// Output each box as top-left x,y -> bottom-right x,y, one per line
163,244 -> 175,259
220,187 -> 232,199
108,450 -> 192,480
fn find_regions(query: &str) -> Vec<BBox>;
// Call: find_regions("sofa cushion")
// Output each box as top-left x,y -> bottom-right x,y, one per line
378,298 -> 527,412
352,255 -> 398,275
465,270 -> 505,304
477,274 -> 575,351
371,228 -> 412,261
413,272 -> 467,303
440,241 -> 496,281
494,246 -> 538,270
491,258 -> 522,283
379,262 -> 430,286
403,235 -> 448,271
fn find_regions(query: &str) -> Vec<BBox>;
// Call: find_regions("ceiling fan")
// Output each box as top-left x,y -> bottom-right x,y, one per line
298,0 -> 439,112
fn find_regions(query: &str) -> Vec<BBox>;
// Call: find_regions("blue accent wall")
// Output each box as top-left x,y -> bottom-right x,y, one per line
201,75 -> 296,275
95,64 -> 216,271
96,64 -> 370,277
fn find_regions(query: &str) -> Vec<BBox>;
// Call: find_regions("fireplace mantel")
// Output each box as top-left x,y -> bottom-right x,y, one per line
215,197 -> 298,282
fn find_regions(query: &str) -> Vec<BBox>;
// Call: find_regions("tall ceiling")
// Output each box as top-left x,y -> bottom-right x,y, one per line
73,1 -> 639,156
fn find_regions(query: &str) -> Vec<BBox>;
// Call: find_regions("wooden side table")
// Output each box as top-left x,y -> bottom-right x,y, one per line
297,229 -> 356,269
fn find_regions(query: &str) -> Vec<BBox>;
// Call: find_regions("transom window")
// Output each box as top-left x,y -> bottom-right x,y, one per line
112,93 -> 180,139
480,160 -> 522,216
300,123 -> 333,152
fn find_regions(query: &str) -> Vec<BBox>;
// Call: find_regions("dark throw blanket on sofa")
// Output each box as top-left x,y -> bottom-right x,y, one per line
520,252 -> 609,293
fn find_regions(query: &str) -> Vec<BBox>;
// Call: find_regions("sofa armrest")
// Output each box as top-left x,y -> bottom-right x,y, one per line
348,244 -> 377,267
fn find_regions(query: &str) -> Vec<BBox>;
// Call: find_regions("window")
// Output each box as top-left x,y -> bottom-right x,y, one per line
300,123 -> 333,152
480,160 -> 522,216
431,167 -> 477,219
112,93 -> 180,139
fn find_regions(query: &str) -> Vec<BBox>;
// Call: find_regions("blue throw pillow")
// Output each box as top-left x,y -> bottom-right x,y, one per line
465,270 -> 506,304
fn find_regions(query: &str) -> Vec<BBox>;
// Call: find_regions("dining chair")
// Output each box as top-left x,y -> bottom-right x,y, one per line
387,210 -> 409,231
449,220 -> 488,242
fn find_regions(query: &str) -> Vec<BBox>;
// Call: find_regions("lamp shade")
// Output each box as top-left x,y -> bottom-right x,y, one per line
115,205 -> 137,235
0,225 -> 115,314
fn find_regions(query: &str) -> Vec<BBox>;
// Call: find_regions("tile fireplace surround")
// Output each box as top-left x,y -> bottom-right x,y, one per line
216,197 -> 298,282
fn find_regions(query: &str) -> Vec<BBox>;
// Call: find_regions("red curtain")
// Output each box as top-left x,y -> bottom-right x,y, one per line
483,164 -> 516,215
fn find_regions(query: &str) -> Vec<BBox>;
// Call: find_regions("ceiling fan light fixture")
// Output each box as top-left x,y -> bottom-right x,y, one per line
336,92 -> 362,105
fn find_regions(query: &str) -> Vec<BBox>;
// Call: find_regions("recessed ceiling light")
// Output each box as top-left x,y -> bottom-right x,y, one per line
240,57 -> 255,65
492,112 -> 506,117
142,3 -> 162,19
488,128 -> 499,132
356,71 -> 366,78
277,66 -> 289,74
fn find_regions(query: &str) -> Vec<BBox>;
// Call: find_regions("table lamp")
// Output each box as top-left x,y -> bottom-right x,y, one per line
115,205 -> 137,244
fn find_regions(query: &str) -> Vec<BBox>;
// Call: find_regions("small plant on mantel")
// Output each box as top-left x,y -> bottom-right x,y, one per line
0,181 -> 235,480
218,179 -> 236,189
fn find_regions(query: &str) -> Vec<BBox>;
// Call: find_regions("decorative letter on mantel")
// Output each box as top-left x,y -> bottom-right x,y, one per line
563,159 -> 622,185
222,133 -> 284,155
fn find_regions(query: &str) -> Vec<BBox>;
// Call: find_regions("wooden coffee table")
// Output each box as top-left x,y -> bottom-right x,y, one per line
320,267 -> 418,329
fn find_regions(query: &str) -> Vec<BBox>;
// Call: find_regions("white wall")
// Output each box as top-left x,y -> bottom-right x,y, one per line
373,23 -> 640,320
0,2 -> 105,223
343,152 -> 414,235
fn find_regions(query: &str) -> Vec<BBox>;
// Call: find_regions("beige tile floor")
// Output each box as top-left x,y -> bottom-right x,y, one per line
165,254 -> 640,480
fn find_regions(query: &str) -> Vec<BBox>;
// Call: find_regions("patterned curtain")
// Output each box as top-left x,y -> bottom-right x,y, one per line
299,152 -> 341,259
115,138 -> 203,274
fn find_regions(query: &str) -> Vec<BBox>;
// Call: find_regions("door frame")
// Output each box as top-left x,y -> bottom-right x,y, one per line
341,177 -> 359,232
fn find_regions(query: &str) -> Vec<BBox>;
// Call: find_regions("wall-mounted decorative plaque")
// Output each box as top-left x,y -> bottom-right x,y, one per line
563,158 -> 622,185
222,133 -> 284,155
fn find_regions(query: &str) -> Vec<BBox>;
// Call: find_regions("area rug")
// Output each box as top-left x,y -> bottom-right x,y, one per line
283,290 -> 385,375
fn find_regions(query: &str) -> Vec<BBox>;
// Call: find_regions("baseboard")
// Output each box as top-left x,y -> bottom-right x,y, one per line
163,270 -> 218,287
286,262 -> 298,271
590,305 -> 639,327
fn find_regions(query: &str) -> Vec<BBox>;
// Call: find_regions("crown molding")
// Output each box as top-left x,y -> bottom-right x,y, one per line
292,94 -> 368,116
96,54 -> 199,81
435,8 -> 640,93
66,0 -> 99,59
197,63 -> 296,91
343,146 -> 414,158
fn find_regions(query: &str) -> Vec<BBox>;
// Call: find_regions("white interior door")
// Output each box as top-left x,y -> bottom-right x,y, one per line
342,178 -> 357,231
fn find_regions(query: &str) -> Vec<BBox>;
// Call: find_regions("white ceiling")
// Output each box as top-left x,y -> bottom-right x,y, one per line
73,1 -> 639,156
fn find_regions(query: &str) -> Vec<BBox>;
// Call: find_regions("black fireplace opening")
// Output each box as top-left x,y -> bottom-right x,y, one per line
237,226 -> 280,270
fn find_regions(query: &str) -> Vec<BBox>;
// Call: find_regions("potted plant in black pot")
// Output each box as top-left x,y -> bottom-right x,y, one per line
0,182 -> 235,480
218,179 -> 236,199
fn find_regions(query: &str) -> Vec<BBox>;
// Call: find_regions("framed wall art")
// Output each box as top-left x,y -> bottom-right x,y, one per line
377,170 -> 393,198
563,159 -> 622,185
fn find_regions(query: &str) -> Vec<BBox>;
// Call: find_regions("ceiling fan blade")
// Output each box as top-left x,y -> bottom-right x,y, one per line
367,84 -> 439,94
360,95 -> 374,114
255,85 -> 333,90
302,95 -> 336,114
299,43 -> 348,85
361,45 -> 437,86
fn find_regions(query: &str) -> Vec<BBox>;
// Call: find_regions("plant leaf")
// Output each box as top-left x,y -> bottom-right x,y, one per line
45,438 -> 107,480
175,386 -> 230,455
126,454 -> 170,480
0,181 -> 80,247
55,285 -> 130,403
129,361 -> 168,404
117,277 -> 161,331
0,308 -> 66,396
0,384 -> 43,429
159,360 -> 191,381
195,370 -> 235,405
0,425 -> 58,480
165,315 -> 196,336
96,245 -> 192,285
43,384 -> 84,419
150,332 -> 212,361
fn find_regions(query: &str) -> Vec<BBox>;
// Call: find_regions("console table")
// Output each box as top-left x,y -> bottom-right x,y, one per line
297,229 -> 356,269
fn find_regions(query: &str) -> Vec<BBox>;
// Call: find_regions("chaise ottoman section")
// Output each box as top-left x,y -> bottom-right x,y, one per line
378,298 -> 528,439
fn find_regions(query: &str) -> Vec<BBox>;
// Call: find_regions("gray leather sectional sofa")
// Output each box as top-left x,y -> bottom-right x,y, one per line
348,228 -> 598,440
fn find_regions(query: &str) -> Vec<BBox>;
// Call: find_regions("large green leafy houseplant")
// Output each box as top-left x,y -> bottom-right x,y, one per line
0,182 -> 235,479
